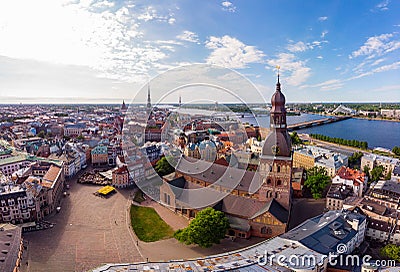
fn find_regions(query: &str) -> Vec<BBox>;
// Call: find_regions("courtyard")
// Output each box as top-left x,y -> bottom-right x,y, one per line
21,174 -> 265,272
22,177 -> 142,272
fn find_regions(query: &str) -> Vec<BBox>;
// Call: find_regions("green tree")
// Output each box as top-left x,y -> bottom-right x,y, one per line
37,131 -> 45,138
380,244 -> 400,262
392,146 -> 400,156
370,165 -> 384,182
348,152 -> 363,168
174,207 -> 230,248
290,132 -> 302,145
363,165 -> 370,181
304,166 -> 331,199
155,156 -> 175,176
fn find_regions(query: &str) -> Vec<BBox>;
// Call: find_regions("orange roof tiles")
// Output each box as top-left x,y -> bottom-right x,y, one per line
43,165 -> 62,182
336,166 -> 366,183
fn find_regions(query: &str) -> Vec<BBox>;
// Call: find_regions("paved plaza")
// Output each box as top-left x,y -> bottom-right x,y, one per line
23,178 -> 143,272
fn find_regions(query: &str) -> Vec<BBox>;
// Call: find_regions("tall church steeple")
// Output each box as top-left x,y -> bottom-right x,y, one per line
146,84 -> 151,112
258,71 -> 293,211
262,72 -> 291,157
270,71 -> 287,129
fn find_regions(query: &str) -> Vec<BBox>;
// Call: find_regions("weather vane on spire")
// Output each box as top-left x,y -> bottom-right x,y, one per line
276,65 -> 281,83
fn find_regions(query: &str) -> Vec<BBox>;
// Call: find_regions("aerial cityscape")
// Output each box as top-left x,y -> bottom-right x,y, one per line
0,1 -> 399,272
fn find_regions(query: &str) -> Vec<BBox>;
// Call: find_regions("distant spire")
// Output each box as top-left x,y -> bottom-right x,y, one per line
121,100 -> 127,110
146,84 -> 151,109
179,94 -> 182,107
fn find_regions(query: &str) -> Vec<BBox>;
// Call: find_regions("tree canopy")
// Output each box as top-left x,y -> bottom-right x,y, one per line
37,131 -> 45,138
174,207 -> 230,248
370,165 -> 384,182
310,134 -> 368,150
304,166 -> 331,199
290,132 -> 302,145
348,152 -> 363,168
363,165 -> 371,181
154,156 -> 175,176
392,146 -> 400,156
380,244 -> 400,262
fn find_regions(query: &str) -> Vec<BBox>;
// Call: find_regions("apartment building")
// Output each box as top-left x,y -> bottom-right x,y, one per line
293,146 -> 348,176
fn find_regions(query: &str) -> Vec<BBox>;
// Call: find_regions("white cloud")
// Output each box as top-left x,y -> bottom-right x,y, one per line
304,79 -> 343,90
375,0 -> 390,11
286,40 -> 327,52
348,61 -> 400,80
0,1 -> 179,83
137,5 -> 176,24
350,33 -> 400,59
321,30 -> 328,38
177,31 -> 199,43
373,61 -> 400,72
168,18 -> 176,24
266,53 -> 311,86
371,58 -> 386,66
221,1 -> 236,12
90,0 -> 115,10
316,56 -> 323,59
205,35 -> 265,69
287,41 -> 310,52
318,16 -> 328,21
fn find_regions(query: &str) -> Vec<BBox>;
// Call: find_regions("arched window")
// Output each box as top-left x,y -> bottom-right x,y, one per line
275,192 -> 280,199
266,191 -> 273,198
267,227 -> 273,235
267,179 -> 272,185
277,165 -> 281,173
277,179 -> 282,186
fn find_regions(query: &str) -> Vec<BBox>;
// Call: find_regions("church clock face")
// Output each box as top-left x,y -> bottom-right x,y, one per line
271,145 -> 280,155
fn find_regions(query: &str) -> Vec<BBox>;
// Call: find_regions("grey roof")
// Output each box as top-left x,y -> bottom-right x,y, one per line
226,215 -> 250,232
168,176 -> 187,198
175,156 -> 261,193
250,198 -> 289,223
0,224 -> 22,272
326,184 -> 354,200
393,164 -> 400,176
380,180 -> 400,194
92,235 -> 331,272
281,210 -> 366,255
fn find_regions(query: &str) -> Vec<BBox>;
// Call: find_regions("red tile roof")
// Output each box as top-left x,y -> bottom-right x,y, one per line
336,166 -> 366,184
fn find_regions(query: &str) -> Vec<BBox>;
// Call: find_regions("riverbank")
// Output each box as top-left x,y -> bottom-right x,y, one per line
299,133 -> 368,155
305,112 -> 400,123
300,134 -> 400,160
352,116 -> 400,123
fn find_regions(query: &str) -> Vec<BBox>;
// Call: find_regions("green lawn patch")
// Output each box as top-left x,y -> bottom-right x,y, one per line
130,205 -> 174,242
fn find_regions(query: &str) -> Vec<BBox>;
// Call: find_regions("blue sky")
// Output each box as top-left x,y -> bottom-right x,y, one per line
0,0 -> 399,103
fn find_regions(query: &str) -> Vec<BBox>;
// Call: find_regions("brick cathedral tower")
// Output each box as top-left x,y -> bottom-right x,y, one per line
258,73 -> 292,211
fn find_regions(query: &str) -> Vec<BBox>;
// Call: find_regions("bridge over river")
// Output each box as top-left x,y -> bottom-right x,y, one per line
287,115 -> 351,130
